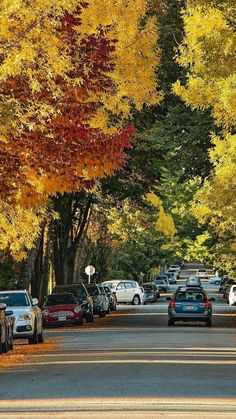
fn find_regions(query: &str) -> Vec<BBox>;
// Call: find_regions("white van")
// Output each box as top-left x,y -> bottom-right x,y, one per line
101,280 -> 143,305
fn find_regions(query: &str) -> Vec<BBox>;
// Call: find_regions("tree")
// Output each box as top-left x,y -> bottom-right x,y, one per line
1,1 -> 161,261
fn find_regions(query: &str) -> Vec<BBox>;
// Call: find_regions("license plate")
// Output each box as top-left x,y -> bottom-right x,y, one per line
184,305 -> 194,311
58,316 -> 66,321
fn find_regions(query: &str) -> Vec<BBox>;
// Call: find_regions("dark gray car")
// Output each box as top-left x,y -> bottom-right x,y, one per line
167,287 -> 215,327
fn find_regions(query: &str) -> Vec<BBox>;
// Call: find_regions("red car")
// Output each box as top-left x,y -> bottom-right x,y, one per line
42,293 -> 83,327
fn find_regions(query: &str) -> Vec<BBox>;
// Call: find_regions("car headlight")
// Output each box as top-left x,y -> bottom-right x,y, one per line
42,309 -> 50,317
74,307 -> 81,314
18,313 -> 32,320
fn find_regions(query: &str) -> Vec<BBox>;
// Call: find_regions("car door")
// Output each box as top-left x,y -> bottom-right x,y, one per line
124,282 -> 137,303
115,282 -> 128,303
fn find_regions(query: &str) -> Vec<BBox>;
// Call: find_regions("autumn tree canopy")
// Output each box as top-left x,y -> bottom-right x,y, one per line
0,0 -> 161,258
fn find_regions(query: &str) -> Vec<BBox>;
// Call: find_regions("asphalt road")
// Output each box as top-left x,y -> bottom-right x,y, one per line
1,266 -> 236,418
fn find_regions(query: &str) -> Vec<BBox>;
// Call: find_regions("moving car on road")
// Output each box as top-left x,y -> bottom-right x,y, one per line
42,293 -> 83,327
186,277 -> 202,287
102,280 -> 143,305
167,287 -> 215,327
52,283 -> 94,322
195,269 -> 208,279
165,272 -> 177,284
0,290 -> 43,344
0,303 -> 13,354
154,276 -> 170,292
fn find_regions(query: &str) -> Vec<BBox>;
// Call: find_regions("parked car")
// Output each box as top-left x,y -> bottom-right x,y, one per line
42,293 -> 83,327
167,268 -> 180,279
222,279 -> 236,298
142,282 -> 160,303
0,290 -> 43,344
86,284 -> 109,316
219,277 -> 228,293
52,283 -> 94,322
209,276 -> 221,285
228,285 -> 236,306
195,269 -> 208,278
0,303 -> 14,354
102,280 -> 143,305
186,277 -> 202,287
169,265 -> 181,272
154,277 -> 169,292
167,287 -> 215,327
165,272 -> 177,284
102,285 -> 117,311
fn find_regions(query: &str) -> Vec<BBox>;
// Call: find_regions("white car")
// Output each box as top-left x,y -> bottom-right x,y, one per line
169,265 -> 181,272
228,285 -> 236,306
102,280 -> 143,305
196,269 -> 208,278
0,290 -> 43,344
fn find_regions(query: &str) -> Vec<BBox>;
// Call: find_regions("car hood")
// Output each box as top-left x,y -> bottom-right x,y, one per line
6,306 -> 32,317
44,304 -> 78,312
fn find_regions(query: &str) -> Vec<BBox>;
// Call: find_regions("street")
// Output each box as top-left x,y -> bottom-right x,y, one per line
1,269 -> 236,418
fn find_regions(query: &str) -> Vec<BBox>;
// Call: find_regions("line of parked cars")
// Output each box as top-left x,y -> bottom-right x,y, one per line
217,277 -> 236,305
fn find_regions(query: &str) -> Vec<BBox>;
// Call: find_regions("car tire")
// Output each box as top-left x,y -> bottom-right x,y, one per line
168,319 -> 175,326
2,338 -> 9,353
28,323 -> 39,344
215,281 -> 220,285
206,319 -> 212,327
86,311 -> 94,323
132,295 -> 140,305
8,334 -> 13,350
38,331 -> 44,343
99,310 -> 106,318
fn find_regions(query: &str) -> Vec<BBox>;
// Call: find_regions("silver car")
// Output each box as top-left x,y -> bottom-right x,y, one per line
0,290 -> 43,344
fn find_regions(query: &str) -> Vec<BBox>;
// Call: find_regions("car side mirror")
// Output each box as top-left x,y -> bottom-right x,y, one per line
166,297 -> 171,301
5,310 -> 13,316
32,298 -> 39,306
209,298 -> 215,302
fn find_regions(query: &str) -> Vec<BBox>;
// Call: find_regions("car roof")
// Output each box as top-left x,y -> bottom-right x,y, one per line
0,290 -> 28,294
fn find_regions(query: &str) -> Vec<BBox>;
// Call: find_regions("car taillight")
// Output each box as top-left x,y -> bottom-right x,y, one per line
42,309 -> 50,317
170,300 -> 175,308
205,301 -> 211,310
74,307 -> 81,314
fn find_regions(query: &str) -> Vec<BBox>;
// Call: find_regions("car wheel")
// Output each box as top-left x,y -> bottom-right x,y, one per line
168,319 -> 175,326
38,331 -> 44,343
28,323 -> 39,344
215,281 -> 220,285
2,339 -> 9,353
99,310 -> 106,318
86,311 -> 94,323
8,334 -> 13,350
206,319 -> 212,327
132,295 -> 140,305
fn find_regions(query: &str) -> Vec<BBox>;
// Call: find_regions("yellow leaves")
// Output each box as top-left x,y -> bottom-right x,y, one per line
146,192 -> 176,237
0,202 -> 45,260
174,1 -> 236,131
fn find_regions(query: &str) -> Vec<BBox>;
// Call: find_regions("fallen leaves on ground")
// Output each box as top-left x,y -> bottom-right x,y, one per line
0,338 -> 60,370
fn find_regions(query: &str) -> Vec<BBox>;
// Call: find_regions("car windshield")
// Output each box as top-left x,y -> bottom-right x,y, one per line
143,285 -> 153,292
156,280 -> 165,284
175,291 -> 206,302
102,282 -> 118,289
53,286 -> 86,300
86,285 -> 99,296
0,292 -> 30,307
45,294 -> 76,306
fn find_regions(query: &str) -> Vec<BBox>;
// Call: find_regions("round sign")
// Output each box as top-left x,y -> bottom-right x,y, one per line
85,265 -> 95,276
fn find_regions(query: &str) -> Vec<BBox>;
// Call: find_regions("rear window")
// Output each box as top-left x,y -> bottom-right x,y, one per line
0,292 -> 30,307
175,291 -> 206,302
